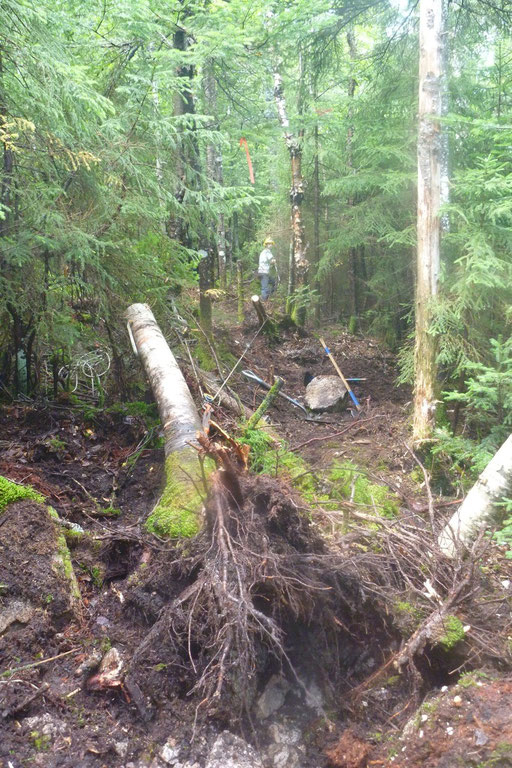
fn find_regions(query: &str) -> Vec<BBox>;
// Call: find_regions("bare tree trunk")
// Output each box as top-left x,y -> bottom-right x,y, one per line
413,0 -> 443,443
346,31 -> 359,326
439,433 -> 512,557
167,18 -> 198,247
126,303 -> 206,538
273,66 -> 308,325
204,64 -> 226,288
198,253 -> 213,334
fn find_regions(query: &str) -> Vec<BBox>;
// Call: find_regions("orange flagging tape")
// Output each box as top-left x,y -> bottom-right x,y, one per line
239,137 -> 255,184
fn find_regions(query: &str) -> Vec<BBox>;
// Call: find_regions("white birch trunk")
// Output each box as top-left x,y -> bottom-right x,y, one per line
413,0 -> 443,442
439,434 -> 512,557
126,303 -> 205,538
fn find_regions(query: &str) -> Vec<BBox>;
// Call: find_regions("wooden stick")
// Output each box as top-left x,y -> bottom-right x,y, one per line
319,337 -> 361,411
245,377 -> 283,431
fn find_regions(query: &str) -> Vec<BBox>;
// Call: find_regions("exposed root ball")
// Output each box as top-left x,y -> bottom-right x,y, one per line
126,471 -> 362,719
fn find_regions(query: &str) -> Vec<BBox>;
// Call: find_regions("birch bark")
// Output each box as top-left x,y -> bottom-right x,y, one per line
439,434 -> 512,557
126,303 -> 205,537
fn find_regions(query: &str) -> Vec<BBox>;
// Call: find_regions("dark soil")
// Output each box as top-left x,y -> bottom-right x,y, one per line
0,311 -> 511,767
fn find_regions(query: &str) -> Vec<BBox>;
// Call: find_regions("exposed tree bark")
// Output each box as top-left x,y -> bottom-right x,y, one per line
236,260 -> 244,323
273,65 -> 308,325
438,433 -> 512,558
126,303 -> 206,538
413,0 -> 443,442
198,253 -> 213,334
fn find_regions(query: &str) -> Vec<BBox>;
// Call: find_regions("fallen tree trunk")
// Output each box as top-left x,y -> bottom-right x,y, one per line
438,433 -> 512,557
126,303 -> 206,538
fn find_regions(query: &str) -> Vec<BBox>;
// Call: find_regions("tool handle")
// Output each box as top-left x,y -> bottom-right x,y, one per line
319,337 -> 361,411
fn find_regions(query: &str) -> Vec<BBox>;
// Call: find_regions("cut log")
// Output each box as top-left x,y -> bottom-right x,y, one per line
438,433 -> 512,557
126,303 -> 206,538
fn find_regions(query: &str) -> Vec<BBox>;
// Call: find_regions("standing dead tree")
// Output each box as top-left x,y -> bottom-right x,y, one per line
273,65 -> 309,325
126,303 -> 207,537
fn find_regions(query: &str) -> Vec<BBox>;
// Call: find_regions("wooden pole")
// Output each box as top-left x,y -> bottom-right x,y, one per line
319,337 -> 361,411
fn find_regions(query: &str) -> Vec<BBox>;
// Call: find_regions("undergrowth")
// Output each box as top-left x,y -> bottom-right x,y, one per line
241,429 -> 398,518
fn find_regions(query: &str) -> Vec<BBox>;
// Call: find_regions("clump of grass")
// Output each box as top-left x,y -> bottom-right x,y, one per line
328,460 -> 398,518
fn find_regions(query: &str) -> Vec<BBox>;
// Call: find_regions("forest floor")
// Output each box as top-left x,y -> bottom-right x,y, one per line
1,296 -> 511,768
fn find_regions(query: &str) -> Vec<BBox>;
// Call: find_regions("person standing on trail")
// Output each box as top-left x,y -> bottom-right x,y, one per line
258,237 -> 277,300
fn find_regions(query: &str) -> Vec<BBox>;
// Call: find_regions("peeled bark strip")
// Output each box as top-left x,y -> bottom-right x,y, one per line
126,303 -> 205,538
413,0 -> 442,442
439,433 -> 512,558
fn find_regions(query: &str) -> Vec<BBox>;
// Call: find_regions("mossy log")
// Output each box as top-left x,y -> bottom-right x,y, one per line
245,377 -> 283,431
126,303 -> 208,537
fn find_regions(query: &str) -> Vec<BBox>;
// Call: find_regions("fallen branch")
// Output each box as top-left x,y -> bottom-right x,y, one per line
290,415 -> 383,451
245,377 -> 283,431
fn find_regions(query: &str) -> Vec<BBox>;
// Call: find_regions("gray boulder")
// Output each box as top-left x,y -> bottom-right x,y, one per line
305,375 -> 347,412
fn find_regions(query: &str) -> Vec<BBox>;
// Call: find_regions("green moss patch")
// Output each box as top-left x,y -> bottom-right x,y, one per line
437,614 -> 465,650
0,475 -> 45,513
145,450 -> 213,538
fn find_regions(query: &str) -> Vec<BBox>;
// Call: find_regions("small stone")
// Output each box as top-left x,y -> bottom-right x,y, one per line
474,729 -> 489,746
161,740 -> 180,765
421,714 -> 428,722
453,695 -> 462,707
256,676 -> 290,720
0,599 -> 34,635
115,741 -> 129,758
446,726 -> 454,736
205,732 -> 264,768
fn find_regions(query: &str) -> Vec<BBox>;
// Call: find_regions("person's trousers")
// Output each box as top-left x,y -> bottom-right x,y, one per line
259,273 -> 275,300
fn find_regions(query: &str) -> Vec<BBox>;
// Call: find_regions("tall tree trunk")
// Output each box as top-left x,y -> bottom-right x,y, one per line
204,64 -> 226,288
346,31 -> 359,325
126,303 -> 206,538
167,20 -> 197,246
0,49 -> 13,242
273,66 -> 308,325
413,0 -> 443,443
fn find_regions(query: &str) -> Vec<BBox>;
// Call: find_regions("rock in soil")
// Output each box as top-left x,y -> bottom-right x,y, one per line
304,376 -> 347,412
204,731 -> 264,768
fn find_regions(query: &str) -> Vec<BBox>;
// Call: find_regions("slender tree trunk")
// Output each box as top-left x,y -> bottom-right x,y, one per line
204,64 -> 226,288
273,66 -> 308,325
439,433 -> 512,557
126,303 -> 206,538
346,31 -> 359,325
413,0 -> 443,443
167,20 -> 197,246
198,253 -> 213,334
0,49 -> 13,242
